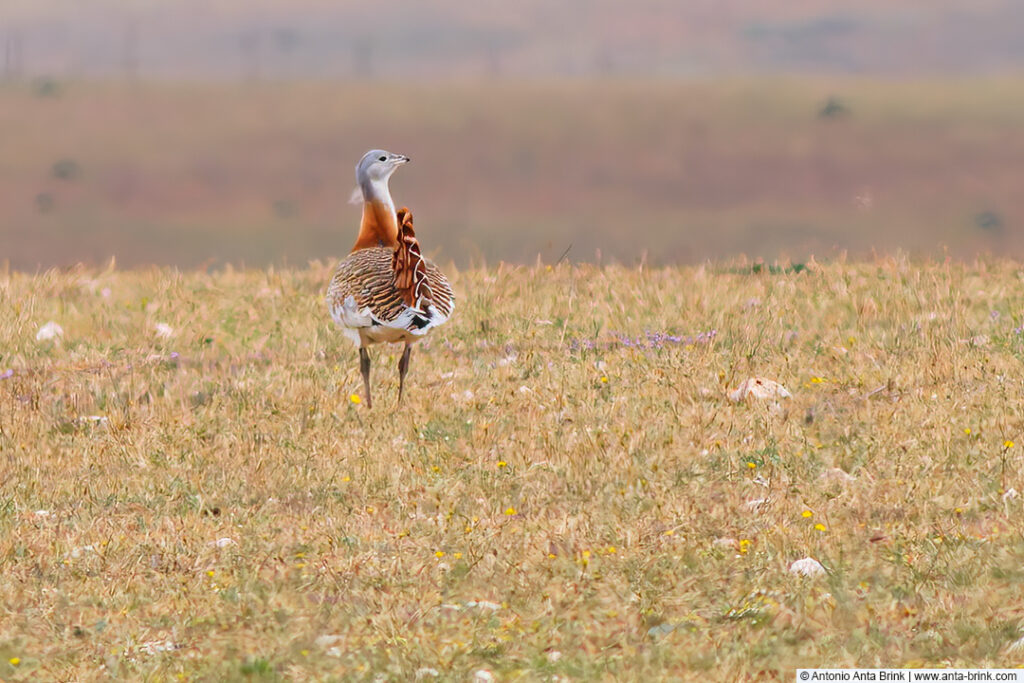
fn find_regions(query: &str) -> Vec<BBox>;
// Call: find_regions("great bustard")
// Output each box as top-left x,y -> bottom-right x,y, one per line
325,150 -> 454,407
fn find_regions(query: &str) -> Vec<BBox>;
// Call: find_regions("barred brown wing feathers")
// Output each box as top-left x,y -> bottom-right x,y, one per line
328,248 -> 407,324
362,264 -> 409,322
327,246 -> 452,327
423,262 -> 454,318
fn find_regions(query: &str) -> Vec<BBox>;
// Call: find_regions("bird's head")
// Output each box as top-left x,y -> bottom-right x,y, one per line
356,149 -> 410,185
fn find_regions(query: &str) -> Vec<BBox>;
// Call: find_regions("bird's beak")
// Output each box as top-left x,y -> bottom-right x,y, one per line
395,155 -> 410,164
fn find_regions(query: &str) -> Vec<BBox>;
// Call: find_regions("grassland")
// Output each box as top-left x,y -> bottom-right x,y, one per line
3,257 -> 1024,679
3,77 -> 1024,269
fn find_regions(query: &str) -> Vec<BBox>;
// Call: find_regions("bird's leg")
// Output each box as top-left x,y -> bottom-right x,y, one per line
397,343 -> 412,403
359,347 -> 372,408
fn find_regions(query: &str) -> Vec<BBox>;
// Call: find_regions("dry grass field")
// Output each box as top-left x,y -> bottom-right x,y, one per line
3,257 -> 1024,679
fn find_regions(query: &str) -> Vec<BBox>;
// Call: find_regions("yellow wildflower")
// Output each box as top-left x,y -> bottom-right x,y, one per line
9,657 -> 20,666
1005,440 -> 1015,449
435,550 -> 445,558
349,394 -> 361,405
802,510 -> 813,518
505,506 -> 516,516
814,523 -> 827,532
497,461 -> 507,468
747,462 -> 756,469
600,376 -> 609,384
963,428 -> 972,435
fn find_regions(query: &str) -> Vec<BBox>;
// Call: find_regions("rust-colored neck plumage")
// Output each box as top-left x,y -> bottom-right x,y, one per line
351,199 -> 399,252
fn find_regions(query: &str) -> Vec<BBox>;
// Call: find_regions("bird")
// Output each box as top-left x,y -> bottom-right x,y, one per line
325,149 -> 455,408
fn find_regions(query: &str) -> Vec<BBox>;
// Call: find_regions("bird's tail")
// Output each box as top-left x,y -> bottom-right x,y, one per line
392,207 -> 434,309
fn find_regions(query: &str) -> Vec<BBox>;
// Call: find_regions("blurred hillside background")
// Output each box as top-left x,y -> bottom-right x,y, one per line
2,0 -> 1023,268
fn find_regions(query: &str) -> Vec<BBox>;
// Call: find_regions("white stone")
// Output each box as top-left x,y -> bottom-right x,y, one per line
789,557 -> 826,577
729,377 -> 791,402
36,321 -> 64,341
315,634 -> 343,649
